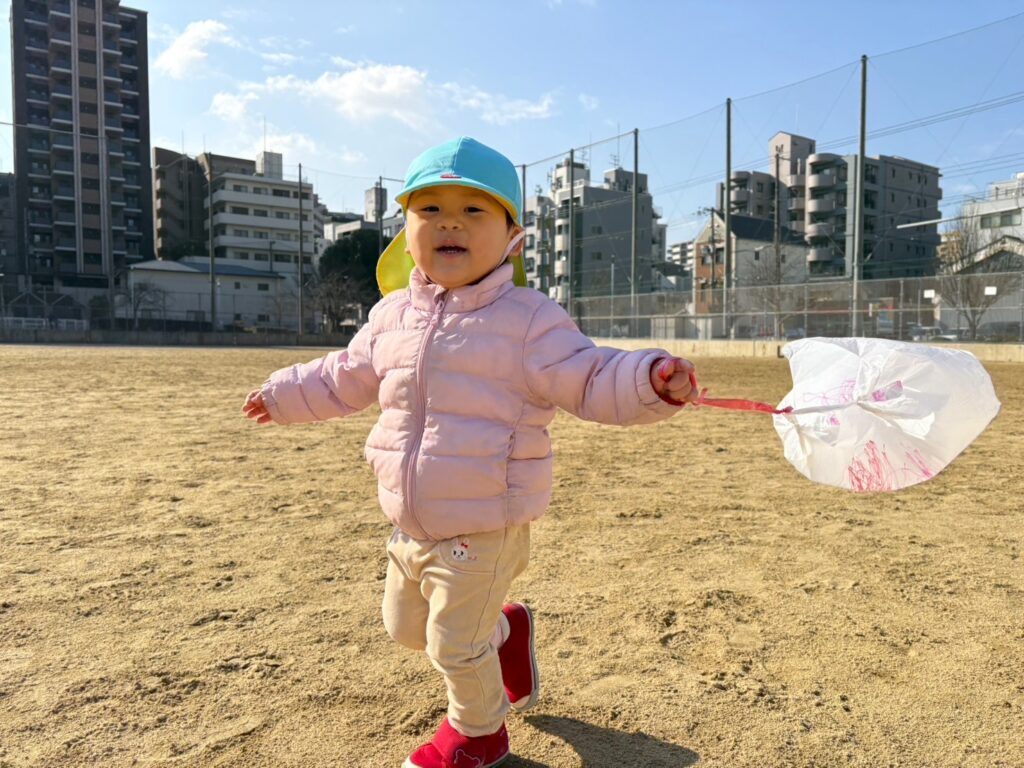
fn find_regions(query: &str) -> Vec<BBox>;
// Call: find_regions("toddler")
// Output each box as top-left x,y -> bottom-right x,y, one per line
242,137 -> 696,768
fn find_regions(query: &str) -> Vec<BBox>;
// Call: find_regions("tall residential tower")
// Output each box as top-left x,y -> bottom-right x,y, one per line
10,0 -> 152,312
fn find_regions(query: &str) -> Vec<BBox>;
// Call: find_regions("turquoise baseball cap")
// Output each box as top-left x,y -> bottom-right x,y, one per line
377,137 -> 526,295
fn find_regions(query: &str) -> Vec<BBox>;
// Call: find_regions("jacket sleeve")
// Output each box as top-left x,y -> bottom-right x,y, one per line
260,321 -> 379,425
523,300 -> 681,426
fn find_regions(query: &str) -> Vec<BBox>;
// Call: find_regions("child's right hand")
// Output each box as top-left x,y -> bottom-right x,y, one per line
242,389 -> 273,424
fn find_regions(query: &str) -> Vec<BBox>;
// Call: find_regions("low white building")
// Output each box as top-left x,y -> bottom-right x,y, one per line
124,256 -> 296,331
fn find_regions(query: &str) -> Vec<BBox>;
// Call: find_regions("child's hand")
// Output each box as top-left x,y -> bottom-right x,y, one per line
651,357 -> 697,404
242,389 -> 273,424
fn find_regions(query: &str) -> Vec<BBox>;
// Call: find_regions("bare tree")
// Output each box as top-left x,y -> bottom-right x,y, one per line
937,207 -> 1021,340
116,281 -> 170,330
313,273 -> 367,333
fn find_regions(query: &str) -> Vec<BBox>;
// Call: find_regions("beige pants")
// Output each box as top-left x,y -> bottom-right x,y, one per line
382,524 -> 530,737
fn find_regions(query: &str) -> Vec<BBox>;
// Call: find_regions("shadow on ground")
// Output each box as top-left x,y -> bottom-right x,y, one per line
507,715 -> 699,767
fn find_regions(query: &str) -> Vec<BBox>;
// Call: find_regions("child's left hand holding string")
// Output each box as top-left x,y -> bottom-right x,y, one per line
650,357 -> 698,405
242,389 -> 274,424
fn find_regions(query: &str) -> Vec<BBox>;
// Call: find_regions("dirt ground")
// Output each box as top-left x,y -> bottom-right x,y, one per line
1,344 -> 1021,768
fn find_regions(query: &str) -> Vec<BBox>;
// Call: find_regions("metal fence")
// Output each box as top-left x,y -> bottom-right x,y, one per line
571,270 -> 1024,343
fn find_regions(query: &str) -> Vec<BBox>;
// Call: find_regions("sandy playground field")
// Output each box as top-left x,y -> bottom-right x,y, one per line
1,343 -> 1022,768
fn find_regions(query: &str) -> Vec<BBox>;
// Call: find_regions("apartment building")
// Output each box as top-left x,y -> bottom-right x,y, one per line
152,147 -> 205,260
960,172 -> 1024,243
530,158 -> 664,304
0,174 -> 16,301
196,151 -> 325,289
11,0 -> 152,308
720,132 -> 941,280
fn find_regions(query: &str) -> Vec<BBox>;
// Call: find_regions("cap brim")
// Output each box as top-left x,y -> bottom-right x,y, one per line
397,179 -> 520,224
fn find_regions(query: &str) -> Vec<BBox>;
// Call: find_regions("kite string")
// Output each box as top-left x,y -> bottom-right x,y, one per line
659,370 -> 793,415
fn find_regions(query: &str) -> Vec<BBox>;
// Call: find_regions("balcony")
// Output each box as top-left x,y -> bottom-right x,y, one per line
730,188 -> 750,204
549,284 -> 568,303
54,210 -> 77,224
52,82 -> 72,97
54,159 -> 75,174
50,28 -> 71,44
52,134 -> 74,148
25,8 -> 48,23
103,11 -> 119,25
28,165 -> 51,178
106,139 -> 123,155
51,57 -> 72,72
54,185 -> 75,200
105,116 -> 123,130
807,247 -> 835,263
26,62 -> 49,77
103,66 -> 120,80
26,36 -> 49,52
787,172 -> 806,187
806,198 -> 835,214
807,152 -> 840,166
29,141 -> 50,153
805,222 -> 834,239
788,197 -> 805,211
808,173 -> 837,190
50,2 -> 71,15
55,236 -> 78,250
730,170 -> 751,183
553,259 -> 568,277
52,109 -> 73,123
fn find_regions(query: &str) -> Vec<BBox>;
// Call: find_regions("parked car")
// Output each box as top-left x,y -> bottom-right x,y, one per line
910,325 -> 943,341
784,327 -> 806,341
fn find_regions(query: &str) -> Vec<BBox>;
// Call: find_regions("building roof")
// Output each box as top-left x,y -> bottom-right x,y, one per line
130,259 -> 284,279
727,213 -> 805,244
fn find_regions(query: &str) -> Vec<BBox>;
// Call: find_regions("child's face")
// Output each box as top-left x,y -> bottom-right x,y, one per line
405,185 -> 521,289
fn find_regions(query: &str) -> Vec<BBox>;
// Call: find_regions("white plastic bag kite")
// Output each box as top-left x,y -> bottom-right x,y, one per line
689,337 -> 1001,492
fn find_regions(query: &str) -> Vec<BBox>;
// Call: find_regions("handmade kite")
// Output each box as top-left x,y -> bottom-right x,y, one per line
685,337 -> 1001,492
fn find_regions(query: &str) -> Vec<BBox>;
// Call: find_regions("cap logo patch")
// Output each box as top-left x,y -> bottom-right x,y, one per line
439,173 -> 461,179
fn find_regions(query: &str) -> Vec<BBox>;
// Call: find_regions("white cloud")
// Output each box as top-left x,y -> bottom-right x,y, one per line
209,91 -> 258,122
330,56 -> 363,70
579,93 -> 599,111
336,24 -> 356,35
247,130 -> 318,159
303,65 -> 432,129
155,20 -> 237,79
261,52 -> 298,66
442,83 -> 555,125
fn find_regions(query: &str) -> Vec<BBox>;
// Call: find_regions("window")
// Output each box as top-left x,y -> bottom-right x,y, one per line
236,251 -> 249,260
230,206 -> 249,215
77,21 -> 95,35
251,187 -> 267,195
232,185 -> 249,193
232,229 -> 248,237
272,189 -> 290,198
257,313 -> 270,322
78,76 -> 96,89
254,231 -> 268,239
78,49 -> 96,64
275,211 -> 290,220
253,209 -> 268,217
234,282 -> 241,290
257,283 -> 269,291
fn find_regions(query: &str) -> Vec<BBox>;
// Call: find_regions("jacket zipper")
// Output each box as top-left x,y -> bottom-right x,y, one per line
405,291 -> 448,539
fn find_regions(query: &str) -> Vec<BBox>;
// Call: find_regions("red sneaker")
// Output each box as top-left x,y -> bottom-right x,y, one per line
403,742 -> 445,768
498,602 -> 539,711
432,717 -> 509,768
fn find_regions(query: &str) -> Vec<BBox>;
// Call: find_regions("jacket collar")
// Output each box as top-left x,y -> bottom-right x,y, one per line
409,263 -> 515,313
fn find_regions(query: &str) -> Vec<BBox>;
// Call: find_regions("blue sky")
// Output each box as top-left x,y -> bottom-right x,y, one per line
2,1 -> 1023,242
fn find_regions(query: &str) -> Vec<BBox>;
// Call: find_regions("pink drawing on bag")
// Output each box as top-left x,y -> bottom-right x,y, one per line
846,441 -> 933,492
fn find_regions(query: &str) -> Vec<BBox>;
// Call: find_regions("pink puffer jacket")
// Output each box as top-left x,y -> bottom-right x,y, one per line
260,262 -> 681,540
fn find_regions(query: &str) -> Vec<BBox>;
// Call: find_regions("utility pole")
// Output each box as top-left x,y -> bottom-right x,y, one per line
631,128 -> 639,333
852,54 -> 868,336
567,150 -> 575,316
774,147 -> 783,339
377,176 -> 384,256
724,99 -> 732,338
297,162 -> 304,336
207,156 -> 215,332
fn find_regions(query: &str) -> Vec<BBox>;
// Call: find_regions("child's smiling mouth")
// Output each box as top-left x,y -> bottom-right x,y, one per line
436,245 -> 467,256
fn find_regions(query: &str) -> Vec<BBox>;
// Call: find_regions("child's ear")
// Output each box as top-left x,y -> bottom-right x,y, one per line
508,226 -> 525,258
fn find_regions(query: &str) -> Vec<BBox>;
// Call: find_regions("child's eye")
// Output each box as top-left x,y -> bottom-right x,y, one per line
420,205 -> 439,213
466,206 -> 484,213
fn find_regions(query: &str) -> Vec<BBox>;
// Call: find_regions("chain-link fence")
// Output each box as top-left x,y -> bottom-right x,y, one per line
571,270 -> 1024,343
